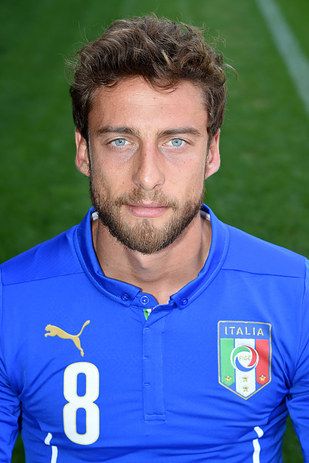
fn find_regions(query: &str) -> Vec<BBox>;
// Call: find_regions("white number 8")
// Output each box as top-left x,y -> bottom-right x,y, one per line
63,362 -> 100,445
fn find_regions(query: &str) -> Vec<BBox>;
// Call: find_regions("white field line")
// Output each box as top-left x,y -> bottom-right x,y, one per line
255,0 -> 309,115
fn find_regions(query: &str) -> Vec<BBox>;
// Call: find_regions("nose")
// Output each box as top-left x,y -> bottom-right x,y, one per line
132,144 -> 165,191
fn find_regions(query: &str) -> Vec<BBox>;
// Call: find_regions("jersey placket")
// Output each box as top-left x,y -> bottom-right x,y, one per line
133,291 -> 171,423
142,311 -> 166,421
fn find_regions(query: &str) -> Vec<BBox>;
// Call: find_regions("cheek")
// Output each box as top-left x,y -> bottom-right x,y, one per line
91,165 -> 130,196
181,166 -> 206,194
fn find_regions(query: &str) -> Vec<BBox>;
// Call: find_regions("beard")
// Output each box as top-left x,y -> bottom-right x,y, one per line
89,176 -> 203,255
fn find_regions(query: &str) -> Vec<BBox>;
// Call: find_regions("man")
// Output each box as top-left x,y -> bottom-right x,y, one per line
0,15 -> 308,463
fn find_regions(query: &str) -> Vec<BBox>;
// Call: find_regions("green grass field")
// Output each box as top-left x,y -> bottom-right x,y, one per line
1,0 -> 308,461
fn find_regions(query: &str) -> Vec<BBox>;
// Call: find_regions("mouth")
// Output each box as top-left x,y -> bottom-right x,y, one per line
126,203 -> 169,218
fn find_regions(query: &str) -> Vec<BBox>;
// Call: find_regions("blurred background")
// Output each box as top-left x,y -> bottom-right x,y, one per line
1,0 -> 308,461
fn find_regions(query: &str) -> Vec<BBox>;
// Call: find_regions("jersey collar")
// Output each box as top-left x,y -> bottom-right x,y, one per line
74,204 -> 229,309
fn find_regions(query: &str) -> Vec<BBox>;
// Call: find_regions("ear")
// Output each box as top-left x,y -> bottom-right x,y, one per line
204,129 -> 221,180
75,130 -> 90,177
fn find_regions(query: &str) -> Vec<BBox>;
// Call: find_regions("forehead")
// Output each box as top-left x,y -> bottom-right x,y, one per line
88,76 -> 208,131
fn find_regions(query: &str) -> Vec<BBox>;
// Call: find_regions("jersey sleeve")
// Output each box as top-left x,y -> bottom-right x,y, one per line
287,259 -> 309,461
0,269 -> 21,463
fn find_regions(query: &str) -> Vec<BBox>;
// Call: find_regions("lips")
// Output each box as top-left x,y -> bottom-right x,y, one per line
127,204 -> 168,218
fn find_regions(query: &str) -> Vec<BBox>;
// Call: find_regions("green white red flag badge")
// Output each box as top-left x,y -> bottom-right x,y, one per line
218,321 -> 272,399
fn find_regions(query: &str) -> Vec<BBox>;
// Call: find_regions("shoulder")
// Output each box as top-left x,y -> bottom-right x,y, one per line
0,225 -> 82,286
223,223 -> 306,278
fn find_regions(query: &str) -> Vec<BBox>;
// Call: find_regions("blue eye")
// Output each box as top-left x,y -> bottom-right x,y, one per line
169,138 -> 185,148
111,138 -> 127,147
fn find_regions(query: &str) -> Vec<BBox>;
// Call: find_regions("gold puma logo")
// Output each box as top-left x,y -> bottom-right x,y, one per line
45,320 -> 90,357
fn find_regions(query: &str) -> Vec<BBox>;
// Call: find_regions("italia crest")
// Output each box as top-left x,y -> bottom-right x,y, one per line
218,321 -> 272,399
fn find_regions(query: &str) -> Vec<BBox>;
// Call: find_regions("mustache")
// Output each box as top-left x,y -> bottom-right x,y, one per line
114,189 -> 178,209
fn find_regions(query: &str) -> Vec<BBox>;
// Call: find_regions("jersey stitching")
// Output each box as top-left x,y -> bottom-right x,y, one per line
0,267 -> 4,363
0,268 -> 20,397
1,270 -> 85,287
290,258 -> 309,383
221,267 -> 303,279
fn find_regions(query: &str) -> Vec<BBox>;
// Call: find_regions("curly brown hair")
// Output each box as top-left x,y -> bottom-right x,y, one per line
70,15 -> 227,141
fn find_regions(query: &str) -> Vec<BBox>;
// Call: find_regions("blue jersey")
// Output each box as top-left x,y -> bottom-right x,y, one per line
0,205 -> 308,462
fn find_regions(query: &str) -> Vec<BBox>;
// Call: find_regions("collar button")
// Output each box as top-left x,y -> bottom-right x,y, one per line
181,298 -> 188,306
140,295 -> 150,305
121,293 -> 130,301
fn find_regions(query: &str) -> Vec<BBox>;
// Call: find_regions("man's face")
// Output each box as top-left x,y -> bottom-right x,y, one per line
76,76 -> 220,254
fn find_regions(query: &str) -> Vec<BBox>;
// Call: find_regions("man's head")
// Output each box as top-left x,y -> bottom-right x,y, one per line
70,15 -> 227,144
70,16 -> 226,254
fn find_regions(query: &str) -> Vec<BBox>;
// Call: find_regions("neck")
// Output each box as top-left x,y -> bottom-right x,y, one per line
92,212 -> 211,305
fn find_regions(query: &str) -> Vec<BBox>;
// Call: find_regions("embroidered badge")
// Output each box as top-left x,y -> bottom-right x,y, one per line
45,320 -> 90,357
218,320 -> 271,399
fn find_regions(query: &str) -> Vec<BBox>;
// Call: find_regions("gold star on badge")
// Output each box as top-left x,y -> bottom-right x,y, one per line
259,374 -> 266,382
225,375 -> 232,383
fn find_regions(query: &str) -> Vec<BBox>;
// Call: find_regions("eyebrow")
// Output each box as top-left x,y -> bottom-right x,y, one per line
159,127 -> 202,137
95,126 -> 139,137
94,125 -> 202,138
